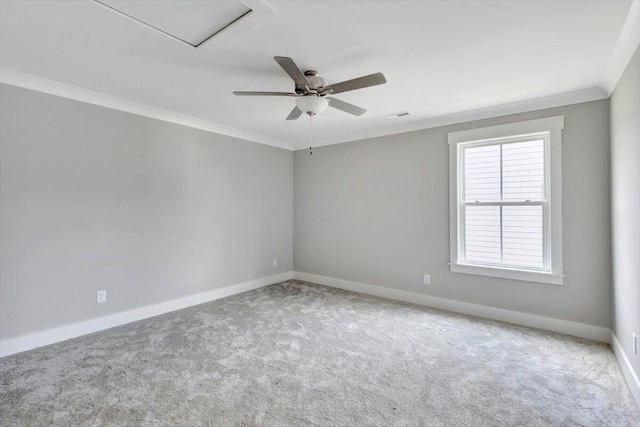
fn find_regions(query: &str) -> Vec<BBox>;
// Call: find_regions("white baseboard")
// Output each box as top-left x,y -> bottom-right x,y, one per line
0,271 -> 294,358
611,332 -> 640,405
293,271 -> 611,343
3,271 -> 637,406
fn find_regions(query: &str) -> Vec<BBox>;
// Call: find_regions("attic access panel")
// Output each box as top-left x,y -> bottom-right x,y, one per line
95,0 -> 252,47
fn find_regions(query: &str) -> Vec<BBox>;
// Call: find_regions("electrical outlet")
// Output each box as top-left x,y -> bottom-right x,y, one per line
273,258 -> 278,267
96,290 -> 106,304
423,274 -> 430,285
633,333 -> 637,355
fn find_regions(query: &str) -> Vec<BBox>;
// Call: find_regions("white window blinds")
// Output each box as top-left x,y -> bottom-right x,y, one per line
461,136 -> 547,270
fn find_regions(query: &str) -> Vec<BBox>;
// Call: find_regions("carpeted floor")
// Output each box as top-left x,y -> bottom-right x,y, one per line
1,280 -> 638,426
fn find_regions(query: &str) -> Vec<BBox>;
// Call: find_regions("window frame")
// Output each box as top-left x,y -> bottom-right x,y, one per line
459,134 -> 550,271
448,116 -> 564,285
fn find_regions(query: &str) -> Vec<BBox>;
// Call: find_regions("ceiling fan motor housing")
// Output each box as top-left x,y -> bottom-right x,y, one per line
302,70 -> 328,91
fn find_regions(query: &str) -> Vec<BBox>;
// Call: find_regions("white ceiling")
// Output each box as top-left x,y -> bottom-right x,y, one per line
0,0 -> 635,150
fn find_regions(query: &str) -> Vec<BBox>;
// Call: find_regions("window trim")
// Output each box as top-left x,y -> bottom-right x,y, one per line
448,116 -> 564,286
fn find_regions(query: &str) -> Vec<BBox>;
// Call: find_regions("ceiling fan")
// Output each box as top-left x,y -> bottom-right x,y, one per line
233,56 -> 387,120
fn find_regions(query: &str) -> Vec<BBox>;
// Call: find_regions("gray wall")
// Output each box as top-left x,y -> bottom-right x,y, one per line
0,84 -> 293,340
294,100 -> 611,327
611,47 -> 639,374
0,79 -> 619,342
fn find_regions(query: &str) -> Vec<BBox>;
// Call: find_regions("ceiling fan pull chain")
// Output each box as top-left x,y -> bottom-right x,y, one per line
309,113 -> 313,156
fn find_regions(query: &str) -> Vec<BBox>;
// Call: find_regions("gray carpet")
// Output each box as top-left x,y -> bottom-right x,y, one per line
1,280 -> 638,426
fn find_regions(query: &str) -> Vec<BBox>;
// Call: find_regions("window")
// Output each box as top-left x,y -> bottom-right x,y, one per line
448,116 -> 564,285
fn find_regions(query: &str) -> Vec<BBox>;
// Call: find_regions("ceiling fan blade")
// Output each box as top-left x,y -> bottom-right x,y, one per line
320,72 -> 387,95
274,56 -> 311,89
233,91 -> 298,96
327,97 -> 367,116
286,106 -> 303,121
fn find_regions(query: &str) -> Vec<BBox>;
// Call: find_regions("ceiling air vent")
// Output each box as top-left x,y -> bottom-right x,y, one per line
384,111 -> 411,119
94,1 -> 273,48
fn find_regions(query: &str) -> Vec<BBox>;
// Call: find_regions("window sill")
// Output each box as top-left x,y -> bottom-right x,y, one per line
449,262 -> 564,285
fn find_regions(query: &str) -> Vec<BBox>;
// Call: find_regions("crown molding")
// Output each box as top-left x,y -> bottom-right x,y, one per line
0,66 -> 608,153
599,0 -> 640,95
298,86 -> 608,150
0,67 -> 293,151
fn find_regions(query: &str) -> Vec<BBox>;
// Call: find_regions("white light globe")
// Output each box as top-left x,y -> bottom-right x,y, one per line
295,96 -> 329,115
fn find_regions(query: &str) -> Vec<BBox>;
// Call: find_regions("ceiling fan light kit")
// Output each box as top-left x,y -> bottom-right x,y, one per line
295,96 -> 329,116
233,56 -> 387,120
